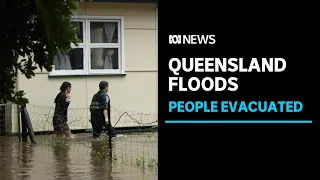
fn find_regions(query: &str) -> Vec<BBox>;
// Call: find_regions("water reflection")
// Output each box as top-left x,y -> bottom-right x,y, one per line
90,140 -> 113,180
0,137 -> 14,180
53,141 -> 72,180
18,142 -> 35,180
0,133 -> 158,180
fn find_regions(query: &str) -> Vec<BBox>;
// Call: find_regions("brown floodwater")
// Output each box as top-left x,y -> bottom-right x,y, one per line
0,132 -> 158,180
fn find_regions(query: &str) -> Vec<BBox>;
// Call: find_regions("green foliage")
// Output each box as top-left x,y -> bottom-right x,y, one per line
136,155 -> 145,168
91,139 -> 111,160
52,138 -> 70,152
0,0 -> 86,106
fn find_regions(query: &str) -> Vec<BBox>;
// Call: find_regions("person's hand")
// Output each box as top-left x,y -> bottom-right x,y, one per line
66,93 -> 71,99
105,118 -> 109,124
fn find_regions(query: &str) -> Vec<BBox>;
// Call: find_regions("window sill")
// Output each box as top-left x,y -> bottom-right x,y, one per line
48,73 -> 126,78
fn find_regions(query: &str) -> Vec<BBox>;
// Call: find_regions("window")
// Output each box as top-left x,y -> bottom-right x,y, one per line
51,16 -> 124,75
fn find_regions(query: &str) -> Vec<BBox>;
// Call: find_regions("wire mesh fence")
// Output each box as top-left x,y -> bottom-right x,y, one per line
0,103 -> 158,170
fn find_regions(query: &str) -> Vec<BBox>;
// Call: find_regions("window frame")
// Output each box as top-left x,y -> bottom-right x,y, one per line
50,16 -> 125,76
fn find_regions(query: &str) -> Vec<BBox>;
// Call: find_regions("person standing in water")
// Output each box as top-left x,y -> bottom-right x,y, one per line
90,81 -> 117,139
53,81 -> 75,138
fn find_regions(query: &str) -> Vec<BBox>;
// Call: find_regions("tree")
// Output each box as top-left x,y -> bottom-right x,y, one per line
0,0 -> 85,105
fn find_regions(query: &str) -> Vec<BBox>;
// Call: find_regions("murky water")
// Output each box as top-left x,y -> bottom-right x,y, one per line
0,132 -> 158,180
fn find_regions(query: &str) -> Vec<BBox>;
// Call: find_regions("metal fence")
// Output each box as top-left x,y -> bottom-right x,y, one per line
0,103 -> 158,169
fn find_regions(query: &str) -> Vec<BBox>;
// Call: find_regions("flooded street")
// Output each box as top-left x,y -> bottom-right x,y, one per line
0,132 -> 158,180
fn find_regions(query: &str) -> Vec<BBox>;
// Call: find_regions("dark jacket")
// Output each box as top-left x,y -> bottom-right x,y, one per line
53,91 -> 70,122
90,90 -> 111,123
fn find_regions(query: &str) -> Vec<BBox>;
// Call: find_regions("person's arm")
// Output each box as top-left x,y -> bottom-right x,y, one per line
100,93 -> 110,124
103,109 -> 108,124
66,93 -> 71,104
58,92 -> 70,109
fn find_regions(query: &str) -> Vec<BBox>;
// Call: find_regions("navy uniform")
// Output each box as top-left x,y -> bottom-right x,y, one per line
90,90 -> 117,138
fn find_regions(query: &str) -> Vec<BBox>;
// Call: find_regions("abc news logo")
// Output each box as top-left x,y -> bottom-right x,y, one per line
169,35 -> 215,44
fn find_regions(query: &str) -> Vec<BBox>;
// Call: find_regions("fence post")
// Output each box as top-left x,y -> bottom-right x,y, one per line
17,105 -> 23,141
20,106 -> 36,143
108,136 -> 112,158
21,106 -> 28,142
24,106 -> 36,143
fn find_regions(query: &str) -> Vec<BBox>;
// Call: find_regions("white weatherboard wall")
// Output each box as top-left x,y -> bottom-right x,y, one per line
8,2 -> 158,133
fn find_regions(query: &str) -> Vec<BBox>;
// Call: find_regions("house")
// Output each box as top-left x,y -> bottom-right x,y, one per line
4,0 -> 158,134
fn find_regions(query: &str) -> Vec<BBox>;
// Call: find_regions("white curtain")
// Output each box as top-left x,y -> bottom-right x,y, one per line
91,28 -> 104,69
91,22 -> 116,69
54,49 -> 72,70
103,23 -> 116,69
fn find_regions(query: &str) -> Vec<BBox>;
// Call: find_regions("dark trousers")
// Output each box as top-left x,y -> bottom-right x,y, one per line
91,119 -> 117,138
